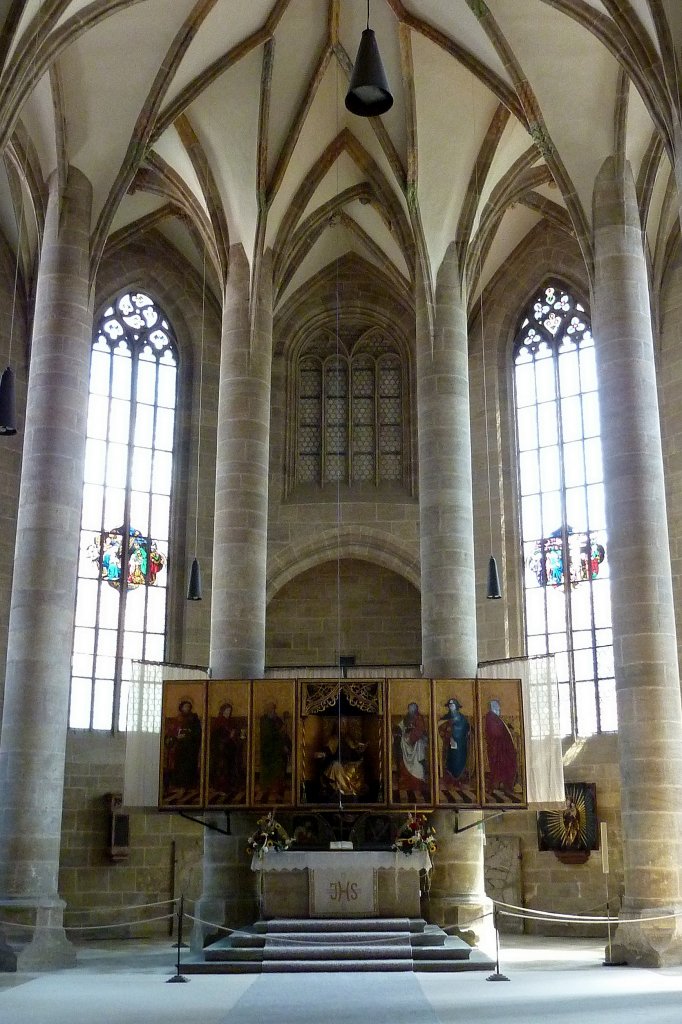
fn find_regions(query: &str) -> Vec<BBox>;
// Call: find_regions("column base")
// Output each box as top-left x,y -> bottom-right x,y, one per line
609,902 -> 682,967
0,928 -> 17,972
0,899 -> 76,972
426,892 -> 496,956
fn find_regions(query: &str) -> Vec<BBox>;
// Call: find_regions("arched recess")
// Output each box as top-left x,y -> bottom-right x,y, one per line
267,526 -> 420,604
94,231 -> 222,668
468,220 -> 590,664
266,556 -> 422,669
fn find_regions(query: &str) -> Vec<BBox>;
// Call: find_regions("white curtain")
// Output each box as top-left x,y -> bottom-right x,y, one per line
123,661 -> 208,807
478,656 -> 564,806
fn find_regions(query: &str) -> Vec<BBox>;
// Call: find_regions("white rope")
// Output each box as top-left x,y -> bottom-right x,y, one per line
66,897 -> 180,915
0,912 -> 174,932
494,898 -> 682,925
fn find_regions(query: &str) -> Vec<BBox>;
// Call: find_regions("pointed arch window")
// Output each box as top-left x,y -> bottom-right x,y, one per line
294,330 -> 406,488
514,284 -> 615,737
70,292 -> 178,730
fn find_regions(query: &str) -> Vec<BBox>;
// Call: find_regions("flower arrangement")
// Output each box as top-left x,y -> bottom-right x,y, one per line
393,812 -> 437,855
247,811 -> 291,858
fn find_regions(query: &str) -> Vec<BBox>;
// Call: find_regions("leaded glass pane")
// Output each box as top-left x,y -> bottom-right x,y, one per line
380,454 -> 401,480
69,678 -> 92,728
598,678 -> 618,732
92,680 -> 114,729
536,402 -> 558,446
87,393 -> 108,440
539,446 -> 560,491
108,399 -> 131,444
154,408 -> 175,450
111,346 -> 132,399
519,450 -> 540,494
515,360 -> 536,407
106,443 -> 128,490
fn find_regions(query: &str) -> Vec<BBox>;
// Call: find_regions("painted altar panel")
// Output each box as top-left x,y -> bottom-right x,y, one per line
477,677 -> 527,807
298,680 -> 385,807
387,678 -> 434,806
251,680 -> 296,807
432,678 -> 480,806
158,679 -> 206,808
205,680 -> 250,808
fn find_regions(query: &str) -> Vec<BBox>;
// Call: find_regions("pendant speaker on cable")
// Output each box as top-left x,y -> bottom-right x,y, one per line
345,1 -> 393,117
0,366 -> 17,435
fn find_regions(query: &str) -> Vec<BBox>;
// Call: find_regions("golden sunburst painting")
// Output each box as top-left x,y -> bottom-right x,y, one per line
537,782 -> 598,854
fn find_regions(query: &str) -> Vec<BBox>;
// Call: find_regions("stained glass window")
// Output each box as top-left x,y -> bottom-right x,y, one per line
295,331 -> 405,488
70,292 -> 178,730
514,284 -> 614,737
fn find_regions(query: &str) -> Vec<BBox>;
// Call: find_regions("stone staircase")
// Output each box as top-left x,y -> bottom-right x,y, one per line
181,917 -> 495,974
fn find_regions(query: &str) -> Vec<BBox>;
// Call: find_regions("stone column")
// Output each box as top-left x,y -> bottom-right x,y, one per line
0,168 -> 92,970
593,155 -> 682,966
193,246 -> 272,946
416,245 -> 493,949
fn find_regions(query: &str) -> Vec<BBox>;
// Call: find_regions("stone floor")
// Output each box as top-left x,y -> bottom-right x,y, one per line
1,934 -> 682,1024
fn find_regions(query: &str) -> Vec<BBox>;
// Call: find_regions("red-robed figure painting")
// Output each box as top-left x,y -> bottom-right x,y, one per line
484,698 -> 518,793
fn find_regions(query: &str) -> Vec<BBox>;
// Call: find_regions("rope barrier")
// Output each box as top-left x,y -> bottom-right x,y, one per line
0,912 -> 175,932
494,898 -> 682,926
64,897 -> 179,916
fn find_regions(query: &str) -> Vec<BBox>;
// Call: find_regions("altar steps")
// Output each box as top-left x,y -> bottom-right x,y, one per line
181,918 -> 495,974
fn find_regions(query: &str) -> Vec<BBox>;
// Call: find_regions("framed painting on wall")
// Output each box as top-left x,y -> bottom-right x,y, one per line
537,781 -> 598,863
205,680 -> 250,808
298,680 -> 385,807
251,680 -> 296,807
159,680 -> 206,809
432,678 -> 479,806
387,678 -> 434,806
477,677 -> 527,807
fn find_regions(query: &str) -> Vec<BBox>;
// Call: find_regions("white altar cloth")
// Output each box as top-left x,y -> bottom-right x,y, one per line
251,850 -> 430,917
250,850 -> 431,873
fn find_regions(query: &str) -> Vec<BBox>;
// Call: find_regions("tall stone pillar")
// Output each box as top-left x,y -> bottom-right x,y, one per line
593,156 -> 682,966
193,246 -> 272,946
417,245 -> 493,949
0,168 -> 92,970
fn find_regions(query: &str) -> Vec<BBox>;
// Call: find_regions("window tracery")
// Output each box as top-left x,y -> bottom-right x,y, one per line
70,292 -> 177,730
514,284 -> 614,736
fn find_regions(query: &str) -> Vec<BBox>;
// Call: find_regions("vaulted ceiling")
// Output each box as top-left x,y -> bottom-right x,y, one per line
1,0 -> 680,320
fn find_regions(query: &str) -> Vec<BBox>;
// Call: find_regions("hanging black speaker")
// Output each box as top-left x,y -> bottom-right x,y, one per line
487,555 -> 502,600
345,28 -> 393,117
0,365 -> 17,435
187,556 -> 202,601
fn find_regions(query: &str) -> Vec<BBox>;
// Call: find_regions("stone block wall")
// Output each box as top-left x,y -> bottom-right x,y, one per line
60,733 -> 203,938
266,558 -> 421,667
486,734 -> 622,937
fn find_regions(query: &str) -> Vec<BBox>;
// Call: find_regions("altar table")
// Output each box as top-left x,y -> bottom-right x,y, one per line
251,850 -> 431,918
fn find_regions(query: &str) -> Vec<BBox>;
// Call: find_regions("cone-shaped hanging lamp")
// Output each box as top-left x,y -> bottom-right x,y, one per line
0,366 -> 17,435
345,28 -> 393,117
487,555 -> 502,600
187,556 -> 202,601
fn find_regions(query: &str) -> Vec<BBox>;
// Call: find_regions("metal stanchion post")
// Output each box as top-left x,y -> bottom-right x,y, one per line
167,895 -> 189,983
600,821 -> 625,967
486,906 -> 509,982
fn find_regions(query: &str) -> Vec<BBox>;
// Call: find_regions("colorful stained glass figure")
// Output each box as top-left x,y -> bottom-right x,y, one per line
88,526 -> 166,591
527,526 -> 605,590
